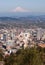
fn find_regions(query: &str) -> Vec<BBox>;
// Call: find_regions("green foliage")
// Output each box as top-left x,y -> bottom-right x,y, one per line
0,49 -> 4,61
3,47 -> 45,65
4,53 -> 16,65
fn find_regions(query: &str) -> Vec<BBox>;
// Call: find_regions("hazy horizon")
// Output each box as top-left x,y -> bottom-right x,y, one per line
0,12 -> 45,17
0,0 -> 45,17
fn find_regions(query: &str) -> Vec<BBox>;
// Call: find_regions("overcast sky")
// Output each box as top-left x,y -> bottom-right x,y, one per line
0,0 -> 45,13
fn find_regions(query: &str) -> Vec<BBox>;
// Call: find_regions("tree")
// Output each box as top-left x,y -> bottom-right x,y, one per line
0,49 -> 4,61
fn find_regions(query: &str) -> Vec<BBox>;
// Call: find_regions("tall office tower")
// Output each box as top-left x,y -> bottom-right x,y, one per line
3,33 -> 7,41
37,28 -> 43,40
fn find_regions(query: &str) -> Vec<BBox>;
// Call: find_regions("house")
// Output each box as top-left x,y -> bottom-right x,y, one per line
38,43 -> 45,48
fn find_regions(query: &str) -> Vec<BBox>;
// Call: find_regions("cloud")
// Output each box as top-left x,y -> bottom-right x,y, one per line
11,6 -> 30,12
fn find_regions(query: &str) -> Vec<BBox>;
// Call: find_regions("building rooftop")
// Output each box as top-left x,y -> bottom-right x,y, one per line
38,43 -> 45,48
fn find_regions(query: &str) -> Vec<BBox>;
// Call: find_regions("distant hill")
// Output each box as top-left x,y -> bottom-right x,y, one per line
0,15 -> 45,29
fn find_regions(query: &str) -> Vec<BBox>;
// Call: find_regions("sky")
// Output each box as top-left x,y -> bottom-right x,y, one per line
0,0 -> 45,13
